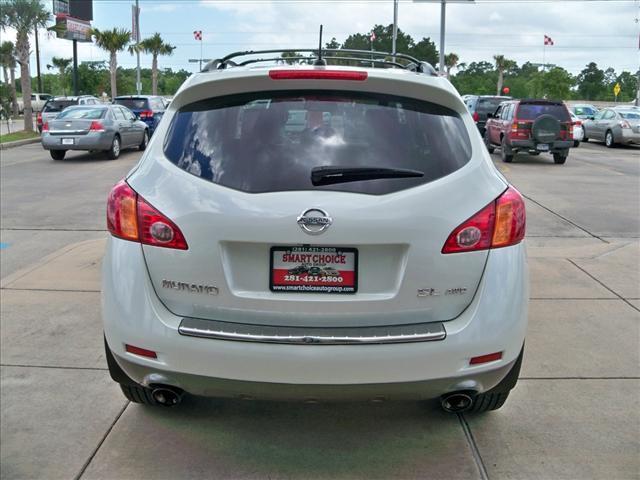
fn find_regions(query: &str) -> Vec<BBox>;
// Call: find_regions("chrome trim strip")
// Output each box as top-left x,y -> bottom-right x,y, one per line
178,317 -> 446,345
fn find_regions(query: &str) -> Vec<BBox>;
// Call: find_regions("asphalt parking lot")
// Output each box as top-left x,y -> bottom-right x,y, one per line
1,140 -> 638,480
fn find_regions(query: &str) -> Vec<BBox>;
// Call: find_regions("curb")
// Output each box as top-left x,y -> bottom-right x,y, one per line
0,137 -> 41,150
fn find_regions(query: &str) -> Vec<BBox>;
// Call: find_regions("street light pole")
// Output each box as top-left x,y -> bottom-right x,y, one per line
135,0 -> 141,95
392,0 -> 398,58
439,0 -> 446,74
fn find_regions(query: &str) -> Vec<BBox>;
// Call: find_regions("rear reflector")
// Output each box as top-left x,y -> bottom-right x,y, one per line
125,344 -> 157,359
269,69 -> 368,81
442,186 -> 525,254
470,351 -> 503,365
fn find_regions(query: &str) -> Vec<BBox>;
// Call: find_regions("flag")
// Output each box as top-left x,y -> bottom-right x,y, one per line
544,35 -> 554,46
370,31 -> 376,42
194,30 -> 202,41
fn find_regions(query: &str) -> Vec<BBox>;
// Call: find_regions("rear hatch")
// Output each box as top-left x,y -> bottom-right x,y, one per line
513,100 -> 572,141
476,96 -> 510,124
129,71 -> 506,327
47,106 -> 106,135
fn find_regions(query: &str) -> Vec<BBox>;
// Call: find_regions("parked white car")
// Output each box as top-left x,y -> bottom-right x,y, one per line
17,93 -> 52,113
103,49 -> 529,413
570,111 -> 584,147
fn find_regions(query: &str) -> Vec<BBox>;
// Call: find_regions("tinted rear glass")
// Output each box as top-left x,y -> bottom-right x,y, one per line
619,111 -> 640,120
44,100 -> 77,112
115,98 -> 149,110
573,106 -> 597,116
517,103 -> 570,121
476,98 -> 508,114
164,91 -> 472,195
57,107 -> 106,120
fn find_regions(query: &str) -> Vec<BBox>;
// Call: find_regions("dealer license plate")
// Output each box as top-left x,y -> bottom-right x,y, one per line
270,246 -> 358,294
536,144 -> 549,151
61,138 -> 74,145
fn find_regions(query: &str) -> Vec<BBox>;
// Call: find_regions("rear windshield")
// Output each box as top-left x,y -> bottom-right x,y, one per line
57,107 -> 106,120
573,106 -> 597,116
476,97 -> 508,114
43,100 -> 77,112
115,98 -> 149,110
517,103 -> 570,121
163,91 -> 472,195
619,111 -> 640,119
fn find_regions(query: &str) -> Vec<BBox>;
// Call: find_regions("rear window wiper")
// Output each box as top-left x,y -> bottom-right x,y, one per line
311,166 -> 424,186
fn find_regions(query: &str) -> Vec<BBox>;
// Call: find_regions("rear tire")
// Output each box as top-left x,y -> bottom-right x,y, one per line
106,135 -> 121,160
50,150 -> 66,161
605,130 -> 615,148
573,140 -> 580,148
469,391 -> 510,413
553,152 -> 568,164
484,131 -> 495,154
501,137 -> 513,163
138,130 -> 149,151
120,384 -> 159,406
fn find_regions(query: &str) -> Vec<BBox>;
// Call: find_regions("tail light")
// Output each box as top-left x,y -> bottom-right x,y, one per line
472,111 -> 479,123
509,121 -> 530,139
89,121 -> 105,132
42,122 -> 49,132
138,110 -> 154,119
442,187 -> 525,254
107,180 -> 188,250
573,119 -> 582,126
619,120 -> 631,129
269,69 -> 368,81
36,112 -> 42,127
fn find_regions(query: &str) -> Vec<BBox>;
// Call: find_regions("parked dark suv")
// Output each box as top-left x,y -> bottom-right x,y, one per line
463,95 -> 512,136
484,99 -> 573,164
113,95 -> 165,135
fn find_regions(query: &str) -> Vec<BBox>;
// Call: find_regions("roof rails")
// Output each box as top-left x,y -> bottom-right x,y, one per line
203,49 -> 437,76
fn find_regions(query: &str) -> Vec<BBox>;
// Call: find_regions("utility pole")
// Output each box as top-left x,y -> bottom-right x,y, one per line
35,26 -> 42,92
439,0 -> 446,74
392,0 -> 398,59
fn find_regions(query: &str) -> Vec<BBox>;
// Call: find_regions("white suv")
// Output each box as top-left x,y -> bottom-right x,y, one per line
103,49 -> 528,413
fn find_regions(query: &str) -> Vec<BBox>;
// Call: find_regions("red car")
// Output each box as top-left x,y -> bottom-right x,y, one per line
484,99 -> 574,164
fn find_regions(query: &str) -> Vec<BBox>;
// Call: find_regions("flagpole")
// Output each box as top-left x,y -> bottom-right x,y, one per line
199,37 -> 203,71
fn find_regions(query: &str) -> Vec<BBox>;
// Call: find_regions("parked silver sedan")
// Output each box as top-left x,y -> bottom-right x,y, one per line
582,107 -> 640,148
42,104 -> 149,160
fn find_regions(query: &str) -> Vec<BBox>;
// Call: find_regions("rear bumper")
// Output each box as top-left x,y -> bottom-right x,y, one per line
102,237 -> 529,398
618,130 -> 640,145
41,132 -> 113,150
510,139 -> 572,151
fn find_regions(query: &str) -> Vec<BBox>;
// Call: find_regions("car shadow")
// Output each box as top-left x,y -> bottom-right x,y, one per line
119,396 -> 473,478
54,148 -> 141,163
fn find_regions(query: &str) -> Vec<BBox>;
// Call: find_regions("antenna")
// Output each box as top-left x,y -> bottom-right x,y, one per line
313,24 -> 326,66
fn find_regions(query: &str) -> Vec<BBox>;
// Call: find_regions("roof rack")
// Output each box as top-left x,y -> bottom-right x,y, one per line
203,49 -> 437,76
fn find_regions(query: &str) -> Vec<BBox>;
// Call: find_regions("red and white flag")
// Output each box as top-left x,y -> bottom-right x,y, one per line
193,30 -> 202,41
370,31 -> 376,42
543,35 -> 554,46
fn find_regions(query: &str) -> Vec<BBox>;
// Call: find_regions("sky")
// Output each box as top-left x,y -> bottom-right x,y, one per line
2,0 -> 639,79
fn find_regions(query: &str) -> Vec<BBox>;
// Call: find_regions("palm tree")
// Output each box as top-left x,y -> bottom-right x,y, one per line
0,40 -> 19,116
444,53 -> 459,77
1,0 -> 50,132
47,56 -> 72,96
129,33 -> 175,95
494,54 -> 517,96
92,28 -> 131,100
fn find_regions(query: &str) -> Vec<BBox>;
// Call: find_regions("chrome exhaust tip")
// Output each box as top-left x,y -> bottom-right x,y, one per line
151,386 -> 183,407
440,392 -> 475,413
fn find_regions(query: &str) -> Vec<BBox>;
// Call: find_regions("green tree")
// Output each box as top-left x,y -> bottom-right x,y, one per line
444,52 -> 459,77
494,54 -> 517,96
0,40 -> 19,115
1,0 -> 50,131
279,51 -> 303,65
526,67 -> 573,100
46,56 -> 71,96
576,62 -> 605,100
615,71 -> 637,102
129,33 -> 175,95
92,28 -> 131,99
325,37 -> 340,49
